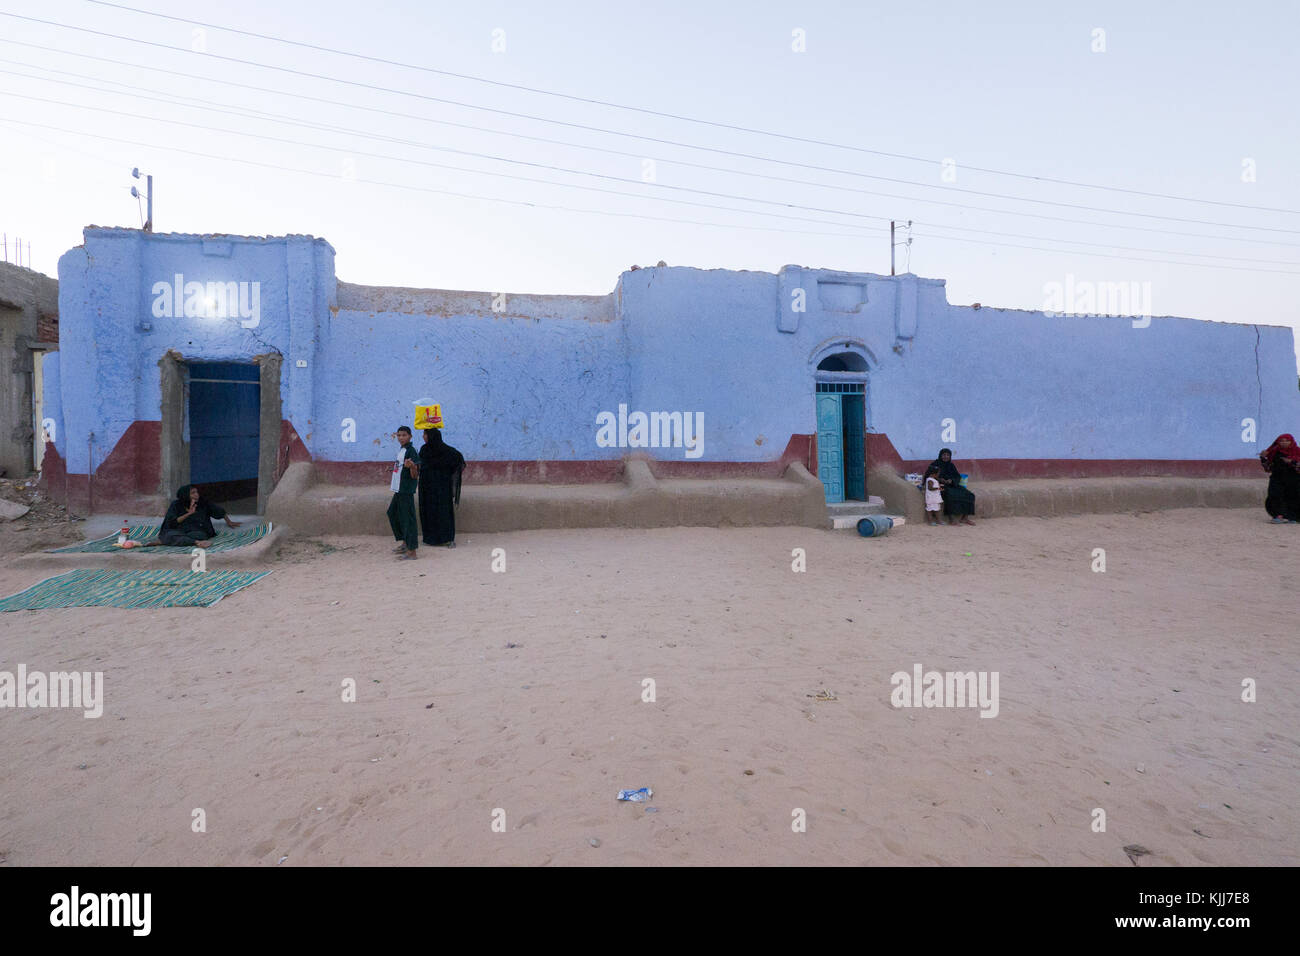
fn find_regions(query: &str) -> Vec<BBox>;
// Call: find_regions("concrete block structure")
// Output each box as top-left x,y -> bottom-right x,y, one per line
0,261 -> 58,479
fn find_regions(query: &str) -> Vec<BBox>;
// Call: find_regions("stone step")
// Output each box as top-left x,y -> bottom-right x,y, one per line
825,496 -> 885,515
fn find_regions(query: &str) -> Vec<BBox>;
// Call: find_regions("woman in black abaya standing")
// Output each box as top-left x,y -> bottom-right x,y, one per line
418,426 -> 467,547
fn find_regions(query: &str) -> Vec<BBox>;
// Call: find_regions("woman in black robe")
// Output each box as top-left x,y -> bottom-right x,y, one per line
418,427 -> 466,547
151,484 -> 240,547
927,448 -> 976,525
1259,433 -> 1300,523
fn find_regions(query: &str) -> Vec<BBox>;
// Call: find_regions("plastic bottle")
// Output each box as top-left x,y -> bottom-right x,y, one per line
117,521 -> 129,546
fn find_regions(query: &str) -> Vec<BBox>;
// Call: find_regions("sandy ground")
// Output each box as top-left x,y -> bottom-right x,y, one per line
0,508 -> 1295,866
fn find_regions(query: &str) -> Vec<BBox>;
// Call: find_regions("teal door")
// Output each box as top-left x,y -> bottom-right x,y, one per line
843,394 -> 865,500
816,394 -> 843,503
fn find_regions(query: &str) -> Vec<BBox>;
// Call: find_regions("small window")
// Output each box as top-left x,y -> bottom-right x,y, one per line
816,351 -> 868,372
816,382 -> 865,393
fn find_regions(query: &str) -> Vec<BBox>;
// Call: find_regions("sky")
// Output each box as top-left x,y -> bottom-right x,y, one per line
1,0 -> 1297,368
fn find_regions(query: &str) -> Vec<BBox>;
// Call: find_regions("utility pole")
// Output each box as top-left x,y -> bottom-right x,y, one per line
891,220 -> 913,276
132,167 -> 153,232
0,235 -> 26,266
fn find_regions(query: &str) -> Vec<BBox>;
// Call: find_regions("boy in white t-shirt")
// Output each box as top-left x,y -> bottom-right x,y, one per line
387,426 -> 421,559
923,464 -> 944,526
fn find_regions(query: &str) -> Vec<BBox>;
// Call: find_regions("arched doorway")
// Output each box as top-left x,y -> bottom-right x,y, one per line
812,347 -> 871,504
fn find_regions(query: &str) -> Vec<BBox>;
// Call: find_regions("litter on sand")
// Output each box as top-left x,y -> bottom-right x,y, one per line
807,689 -> 838,701
617,787 -> 653,802
1122,845 -> 1151,866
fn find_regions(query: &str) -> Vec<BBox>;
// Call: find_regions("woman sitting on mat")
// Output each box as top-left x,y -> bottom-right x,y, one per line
1260,433 -> 1300,523
928,448 -> 976,526
148,484 -> 241,547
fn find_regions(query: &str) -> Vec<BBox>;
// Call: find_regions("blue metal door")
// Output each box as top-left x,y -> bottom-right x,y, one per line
842,394 -> 865,500
189,362 -> 260,498
816,393 -> 843,503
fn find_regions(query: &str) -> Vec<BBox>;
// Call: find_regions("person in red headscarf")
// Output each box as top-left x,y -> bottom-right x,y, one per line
1259,434 -> 1300,523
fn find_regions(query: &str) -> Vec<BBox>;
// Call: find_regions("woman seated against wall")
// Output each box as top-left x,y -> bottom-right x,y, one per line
1260,433 -> 1300,523
147,484 -> 241,548
928,448 -> 976,526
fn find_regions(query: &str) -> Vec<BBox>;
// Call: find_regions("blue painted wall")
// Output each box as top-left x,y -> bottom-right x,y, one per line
623,265 -> 1300,461
53,229 -> 332,474
318,283 -> 624,461
48,228 -> 1300,482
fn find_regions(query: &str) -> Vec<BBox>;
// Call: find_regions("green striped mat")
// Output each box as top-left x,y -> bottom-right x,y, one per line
48,522 -> 272,554
0,569 -> 272,611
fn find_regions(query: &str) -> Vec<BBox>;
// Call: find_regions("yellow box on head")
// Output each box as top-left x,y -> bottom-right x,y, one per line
414,401 -> 444,429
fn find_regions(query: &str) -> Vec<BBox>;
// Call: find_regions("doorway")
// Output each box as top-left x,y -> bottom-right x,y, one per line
815,381 -> 866,503
188,361 -> 260,509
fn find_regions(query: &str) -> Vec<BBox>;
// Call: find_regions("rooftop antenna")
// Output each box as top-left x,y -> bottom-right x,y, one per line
131,167 -> 153,232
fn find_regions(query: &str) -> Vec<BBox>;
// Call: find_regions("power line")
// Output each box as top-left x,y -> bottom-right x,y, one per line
10,87 -> 1300,272
78,0 -> 1300,216
0,88 -> 916,227
0,112 -> 876,240
2,15 -> 1298,236
12,36 -> 1285,243
2,46 -> 1300,256
914,220 -> 1295,265
0,119 -> 132,192
4,10 -> 1296,274
0,56 -> 297,125
7,56 -> 1300,255
6,69 -> 1298,268
911,228 -> 1300,275
0,116 -> 889,237
2,115 -> 1296,277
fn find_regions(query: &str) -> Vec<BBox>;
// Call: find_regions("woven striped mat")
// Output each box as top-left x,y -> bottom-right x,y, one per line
48,522 -> 272,554
0,569 -> 272,611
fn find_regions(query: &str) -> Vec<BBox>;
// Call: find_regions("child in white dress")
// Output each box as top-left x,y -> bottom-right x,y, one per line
923,464 -> 944,526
